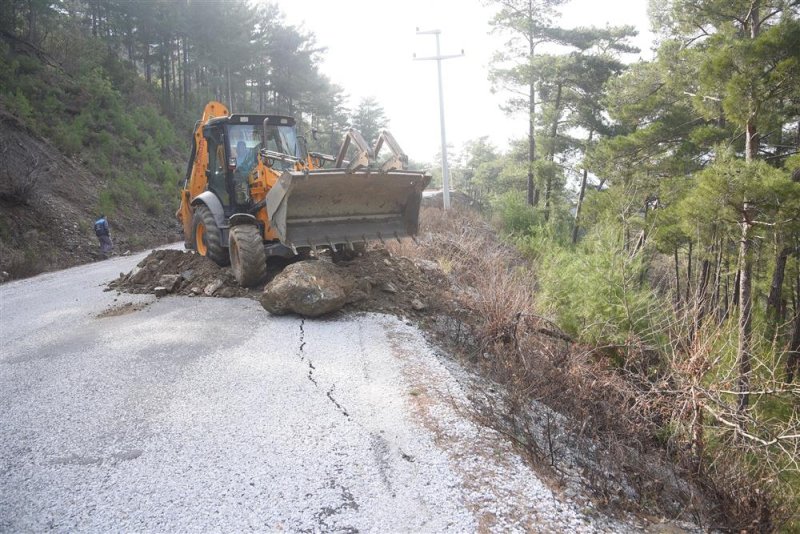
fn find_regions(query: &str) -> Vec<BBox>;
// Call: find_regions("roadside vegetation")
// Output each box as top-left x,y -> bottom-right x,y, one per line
396,199 -> 798,530
419,0 -> 799,529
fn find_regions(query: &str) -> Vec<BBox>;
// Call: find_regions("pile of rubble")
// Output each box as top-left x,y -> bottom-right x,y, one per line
108,249 -> 250,298
109,247 -> 448,318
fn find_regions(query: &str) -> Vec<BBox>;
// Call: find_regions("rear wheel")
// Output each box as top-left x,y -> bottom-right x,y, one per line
191,204 -> 229,266
229,224 -> 267,287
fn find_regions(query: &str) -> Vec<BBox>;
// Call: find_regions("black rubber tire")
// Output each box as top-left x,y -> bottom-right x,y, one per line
191,204 -> 229,266
229,224 -> 267,287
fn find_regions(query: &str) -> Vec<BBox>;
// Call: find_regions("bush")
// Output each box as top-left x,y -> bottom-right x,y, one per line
52,126 -> 79,156
8,89 -> 34,122
489,191 -> 541,235
532,226 -> 669,348
97,189 -> 116,216
3,245 -> 48,279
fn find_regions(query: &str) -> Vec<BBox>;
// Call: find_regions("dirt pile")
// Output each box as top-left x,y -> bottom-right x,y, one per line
110,246 -> 450,319
109,249 -> 251,298
334,248 -> 448,318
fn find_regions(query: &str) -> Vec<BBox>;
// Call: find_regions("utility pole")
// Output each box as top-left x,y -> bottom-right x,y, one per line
414,29 -> 463,210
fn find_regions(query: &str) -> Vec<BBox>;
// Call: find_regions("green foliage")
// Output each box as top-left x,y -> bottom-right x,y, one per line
7,89 -> 34,122
679,151 -> 798,234
531,226 -> 669,347
0,0 -> 377,256
349,96 -> 388,145
52,123 -> 83,156
490,191 -> 542,235
0,33 -> 192,224
97,190 -> 115,217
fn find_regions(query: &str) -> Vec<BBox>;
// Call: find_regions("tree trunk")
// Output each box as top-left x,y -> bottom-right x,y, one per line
744,4 -> 761,163
698,259 -> 711,305
144,38 -> 151,84
544,82 -> 562,222
767,246 -> 790,320
161,39 -> 170,110
171,38 -> 178,111
527,18 -> 536,206
690,258 -> 711,343
736,2 -> 761,412
737,209 -> 754,414
226,66 -> 232,111
721,254 -> 731,323
675,247 -> 681,305
572,130 -> 593,245
787,273 -> 800,383
686,240 -> 693,304
91,0 -> 97,37
182,36 -> 189,107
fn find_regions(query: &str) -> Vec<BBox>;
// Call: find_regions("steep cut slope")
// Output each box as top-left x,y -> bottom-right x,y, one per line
0,106 -> 179,279
0,36 -> 188,280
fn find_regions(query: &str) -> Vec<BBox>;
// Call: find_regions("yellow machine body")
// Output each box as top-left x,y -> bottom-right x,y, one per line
176,101 -> 431,286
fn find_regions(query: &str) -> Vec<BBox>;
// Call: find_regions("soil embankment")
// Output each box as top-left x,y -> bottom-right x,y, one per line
0,107 -> 180,280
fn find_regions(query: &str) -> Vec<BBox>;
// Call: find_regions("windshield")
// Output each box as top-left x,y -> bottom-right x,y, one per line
263,124 -> 299,157
228,123 -> 299,172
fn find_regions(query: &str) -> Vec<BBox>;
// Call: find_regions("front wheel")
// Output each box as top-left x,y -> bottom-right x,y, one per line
229,224 -> 267,287
191,204 -> 229,266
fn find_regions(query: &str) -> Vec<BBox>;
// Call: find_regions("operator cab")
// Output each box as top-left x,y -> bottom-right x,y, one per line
202,114 -> 303,214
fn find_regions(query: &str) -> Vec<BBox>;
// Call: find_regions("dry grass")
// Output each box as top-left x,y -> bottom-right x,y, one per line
392,206 -> 799,531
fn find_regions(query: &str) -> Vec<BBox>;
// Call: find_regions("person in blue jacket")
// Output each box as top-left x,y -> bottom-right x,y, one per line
93,214 -> 113,258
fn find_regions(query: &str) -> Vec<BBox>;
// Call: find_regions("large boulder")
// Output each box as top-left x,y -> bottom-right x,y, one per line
260,260 -> 357,317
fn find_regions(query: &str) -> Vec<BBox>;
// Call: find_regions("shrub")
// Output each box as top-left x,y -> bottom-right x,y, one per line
53,114 -> 89,156
4,246 -> 47,279
8,89 -> 34,122
97,189 -> 116,216
532,226 -> 669,348
489,191 -> 541,235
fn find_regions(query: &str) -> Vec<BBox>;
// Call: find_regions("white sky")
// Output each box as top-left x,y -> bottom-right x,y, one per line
265,0 -> 655,163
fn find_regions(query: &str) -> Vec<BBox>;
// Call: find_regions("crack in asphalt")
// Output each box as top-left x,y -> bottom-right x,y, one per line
298,319 -> 348,418
298,319 -> 306,361
298,319 -> 318,386
326,384 -> 349,418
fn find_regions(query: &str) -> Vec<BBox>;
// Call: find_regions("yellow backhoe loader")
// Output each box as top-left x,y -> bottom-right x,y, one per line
177,101 -> 431,287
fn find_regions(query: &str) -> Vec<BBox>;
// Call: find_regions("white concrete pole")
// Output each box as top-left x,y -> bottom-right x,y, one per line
414,29 -> 463,211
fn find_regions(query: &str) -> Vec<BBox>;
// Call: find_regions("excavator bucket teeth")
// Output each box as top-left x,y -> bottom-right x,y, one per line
265,169 -> 431,251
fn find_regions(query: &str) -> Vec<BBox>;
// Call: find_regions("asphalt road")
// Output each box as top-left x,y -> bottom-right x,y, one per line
0,249 -> 628,532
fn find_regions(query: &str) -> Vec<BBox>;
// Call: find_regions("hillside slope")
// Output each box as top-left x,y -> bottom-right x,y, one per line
0,37 -> 188,279
0,108 -> 179,278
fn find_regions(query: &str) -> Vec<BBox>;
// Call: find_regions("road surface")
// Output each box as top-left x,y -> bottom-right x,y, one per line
0,249 -> 629,532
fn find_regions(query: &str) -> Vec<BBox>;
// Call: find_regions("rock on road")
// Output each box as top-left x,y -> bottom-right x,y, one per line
0,249 -> 629,532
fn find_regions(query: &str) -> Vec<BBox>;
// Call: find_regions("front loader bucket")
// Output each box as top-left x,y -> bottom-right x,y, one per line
265,169 -> 431,252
